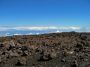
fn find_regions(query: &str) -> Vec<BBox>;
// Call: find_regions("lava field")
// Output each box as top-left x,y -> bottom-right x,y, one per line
0,32 -> 90,67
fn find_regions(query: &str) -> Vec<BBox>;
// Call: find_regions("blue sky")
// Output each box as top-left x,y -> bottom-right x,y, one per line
0,0 -> 90,28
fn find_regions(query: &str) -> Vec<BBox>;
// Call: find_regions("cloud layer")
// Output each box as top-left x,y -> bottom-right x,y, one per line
0,26 -> 89,37
0,26 -> 81,31
0,26 -> 89,32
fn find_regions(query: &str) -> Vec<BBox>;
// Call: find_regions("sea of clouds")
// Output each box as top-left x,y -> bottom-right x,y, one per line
0,26 -> 89,36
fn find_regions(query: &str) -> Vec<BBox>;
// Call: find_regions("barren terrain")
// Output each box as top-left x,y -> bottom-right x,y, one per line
0,32 -> 90,67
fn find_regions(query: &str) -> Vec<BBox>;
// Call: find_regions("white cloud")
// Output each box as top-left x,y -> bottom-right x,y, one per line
13,26 -> 81,31
36,33 -> 40,35
0,26 -> 89,37
13,33 -> 22,35
0,27 -> 10,31
27,33 -> 33,35
5,33 -> 10,36
0,26 -> 89,32
14,26 -> 57,30
56,30 -> 63,33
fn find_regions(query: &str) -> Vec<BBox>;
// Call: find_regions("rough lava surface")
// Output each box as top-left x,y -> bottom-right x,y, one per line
0,32 -> 90,67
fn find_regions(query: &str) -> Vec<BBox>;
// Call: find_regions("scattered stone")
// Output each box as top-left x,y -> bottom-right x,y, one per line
0,43 -> 4,47
0,32 -> 89,67
9,50 -> 19,57
15,57 -> 26,66
9,40 -> 15,47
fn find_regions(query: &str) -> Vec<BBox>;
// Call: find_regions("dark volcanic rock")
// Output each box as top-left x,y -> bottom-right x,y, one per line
0,32 -> 89,67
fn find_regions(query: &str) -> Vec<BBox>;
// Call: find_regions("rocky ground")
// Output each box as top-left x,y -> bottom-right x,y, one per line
0,32 -> 90,67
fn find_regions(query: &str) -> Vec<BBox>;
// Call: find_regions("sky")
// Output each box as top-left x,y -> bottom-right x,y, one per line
0,0 -> 90,31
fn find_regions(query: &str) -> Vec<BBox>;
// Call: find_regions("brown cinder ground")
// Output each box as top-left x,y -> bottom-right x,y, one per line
0,32 -> 90,67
